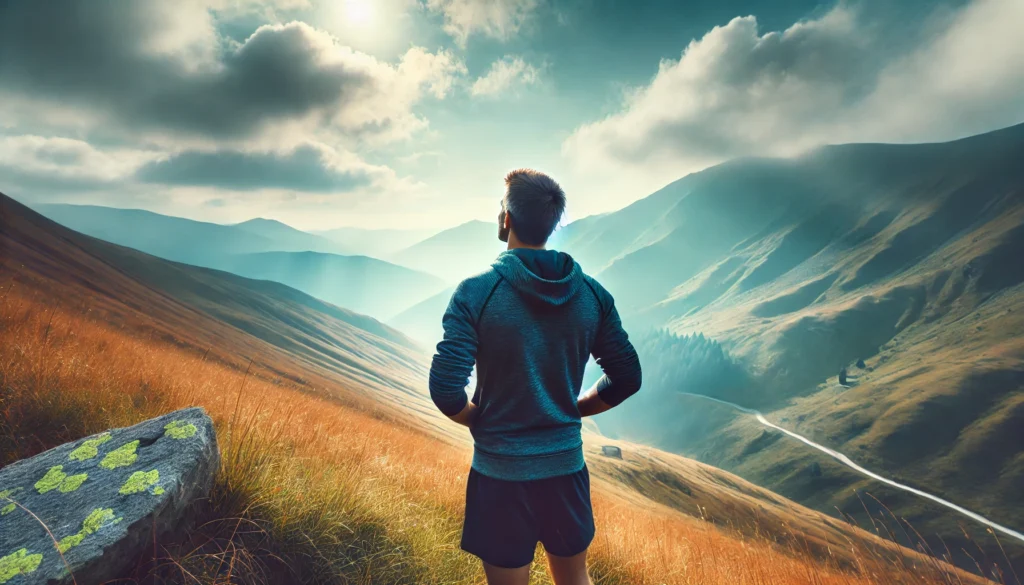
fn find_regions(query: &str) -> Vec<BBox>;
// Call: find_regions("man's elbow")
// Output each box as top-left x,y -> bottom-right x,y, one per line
429,383 -> 468,417
620,369 -> 642,402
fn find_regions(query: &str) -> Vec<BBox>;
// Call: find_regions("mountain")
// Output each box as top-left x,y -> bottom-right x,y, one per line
314,226 -> 436,257
389,220 -> 505,283
562,122 -> 1024,574
231,217 -> 352,255
215,251 -> 447,322
388,286 -> 455,346
32,205 -> 349,265
31,204 -> 441,320
3,193 -> 429,411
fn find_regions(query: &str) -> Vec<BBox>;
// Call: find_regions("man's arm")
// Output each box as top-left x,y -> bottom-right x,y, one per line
429,283 -> 478,426
579,287 -> 641,417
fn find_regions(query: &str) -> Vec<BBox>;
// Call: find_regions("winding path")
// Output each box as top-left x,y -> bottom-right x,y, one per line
678,391 -> 1024,545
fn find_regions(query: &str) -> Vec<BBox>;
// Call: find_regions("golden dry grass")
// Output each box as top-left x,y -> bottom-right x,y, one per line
0,286 -> 995,585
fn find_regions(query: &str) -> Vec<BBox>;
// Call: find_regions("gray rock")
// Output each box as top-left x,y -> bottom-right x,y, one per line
0,407 -> 219,584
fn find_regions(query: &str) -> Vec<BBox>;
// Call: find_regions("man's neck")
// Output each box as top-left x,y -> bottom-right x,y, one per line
506,235 -> 545,251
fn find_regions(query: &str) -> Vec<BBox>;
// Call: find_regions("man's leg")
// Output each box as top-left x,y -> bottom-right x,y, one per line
546,549 -> 592,585
483,561 -> 532,585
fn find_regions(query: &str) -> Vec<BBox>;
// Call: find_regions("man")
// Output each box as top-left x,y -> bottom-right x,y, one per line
429,169 -> 643,585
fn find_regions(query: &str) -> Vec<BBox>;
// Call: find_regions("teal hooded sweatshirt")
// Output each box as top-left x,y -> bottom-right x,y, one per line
428,248 -> 642,481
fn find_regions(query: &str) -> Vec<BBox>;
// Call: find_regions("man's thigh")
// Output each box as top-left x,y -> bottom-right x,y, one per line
546,549 -> 592,585
483,561 -> 532,585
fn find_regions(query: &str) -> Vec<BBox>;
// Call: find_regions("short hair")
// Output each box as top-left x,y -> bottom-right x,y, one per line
502,168 -> 566,245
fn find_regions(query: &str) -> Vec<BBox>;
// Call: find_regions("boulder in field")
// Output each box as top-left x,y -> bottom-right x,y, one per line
0,407 -> 219,584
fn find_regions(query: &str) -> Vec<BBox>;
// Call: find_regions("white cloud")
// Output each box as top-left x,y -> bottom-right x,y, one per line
425,0 -> 539,45
471,56 -> 540,97
0,135 -> 154,191
562,0 -> 1024,196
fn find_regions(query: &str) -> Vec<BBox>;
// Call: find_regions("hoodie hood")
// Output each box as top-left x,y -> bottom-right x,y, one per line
492,249 -> 583,306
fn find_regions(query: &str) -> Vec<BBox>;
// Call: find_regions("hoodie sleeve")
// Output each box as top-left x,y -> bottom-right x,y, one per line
589,284 -> 642,407
428,282 -> 478,416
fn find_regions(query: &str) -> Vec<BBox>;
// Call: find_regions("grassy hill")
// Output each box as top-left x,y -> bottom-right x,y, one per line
388,285 -> 455,347
562,122 -> 1024,575
0,191 -> 984,584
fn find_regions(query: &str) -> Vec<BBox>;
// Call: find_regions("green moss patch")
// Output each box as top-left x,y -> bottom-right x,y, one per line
0,548 -> 43,583
119,470 -> 161,495
57,508 -> 121,553
100,440 -> 139,470
68,433 -> 112,461
164,420 -> 197,440
0,489 -> 20,516
34,467 -> 89,494
59,473 -> 88,493
34,466 -> 67,494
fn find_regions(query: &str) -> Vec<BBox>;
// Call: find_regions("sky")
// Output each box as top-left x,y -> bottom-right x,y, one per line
0,0 -> 1022,231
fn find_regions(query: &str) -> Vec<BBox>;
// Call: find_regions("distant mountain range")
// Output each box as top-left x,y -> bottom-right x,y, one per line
30,204 -> 445,321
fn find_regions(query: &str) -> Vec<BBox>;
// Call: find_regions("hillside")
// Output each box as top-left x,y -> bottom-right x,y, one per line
3,194 -> 434,421
389,219 -> 505,283
564,122 -> 1024,574
0,191 -> 983,584
213,251 -> 447,321
388,285 -> 455,346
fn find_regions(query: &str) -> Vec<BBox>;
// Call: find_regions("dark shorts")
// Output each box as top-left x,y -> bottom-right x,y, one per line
460,465 -> 595,569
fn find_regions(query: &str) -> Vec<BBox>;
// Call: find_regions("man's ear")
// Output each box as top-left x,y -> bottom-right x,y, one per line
503,211 -> 512,229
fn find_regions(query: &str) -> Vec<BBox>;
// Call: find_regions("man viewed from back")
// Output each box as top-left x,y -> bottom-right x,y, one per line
429,169 -> 643,585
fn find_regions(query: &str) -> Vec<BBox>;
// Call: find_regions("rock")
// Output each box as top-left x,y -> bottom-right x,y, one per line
838,367 -> 848,386
0,407 -> 218,585
600,445 -> 623,459
808,462 -> 823,478
855,358 -> 866,369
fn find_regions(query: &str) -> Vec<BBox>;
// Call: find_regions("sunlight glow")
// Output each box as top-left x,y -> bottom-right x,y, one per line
343,0 -> 375,27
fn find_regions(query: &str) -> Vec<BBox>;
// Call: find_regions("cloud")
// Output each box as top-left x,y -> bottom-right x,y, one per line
471,56 -> 540,97
425,0 -> 538,45
135,143 -> 380,192
562,0 -> 1024,190
0,3 -> 465,146
0,135 -> 149,192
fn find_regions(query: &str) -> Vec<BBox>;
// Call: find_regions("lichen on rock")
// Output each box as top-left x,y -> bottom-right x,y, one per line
33,466 -> 88,494
0,548 -> 43,583
100,440 -> 139,470
0,489 -> 18,516
34,466 -> 67,494
119,470 -> 161,495
68,433 -> 112,462
57,508 -> 121,553
59,473 -> 88,493
164,420 -> 197,440
0,407 -> 218,584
